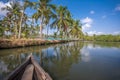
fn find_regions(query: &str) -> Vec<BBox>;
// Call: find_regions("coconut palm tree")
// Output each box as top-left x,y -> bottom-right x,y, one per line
32,0 -> 56,38
51,6 -> 71,38
0,16 -> 12,38
2,0 -> 35,39
4,1 -> 21,38
0,20 -> 5,38
44,7 -> 56,38
69,19 -> 83,39
18,0 -> 35,39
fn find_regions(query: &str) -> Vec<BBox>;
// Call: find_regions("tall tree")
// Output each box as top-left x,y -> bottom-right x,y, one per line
18,0 -> 35,39
4,1 -> 21,38
69,19 -> 83,39
51,6 -> 71,38
44,7 -> 56,38
33,0 -> 56,38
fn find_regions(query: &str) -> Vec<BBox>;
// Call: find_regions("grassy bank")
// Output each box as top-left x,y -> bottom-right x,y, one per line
0,39 -> 71,49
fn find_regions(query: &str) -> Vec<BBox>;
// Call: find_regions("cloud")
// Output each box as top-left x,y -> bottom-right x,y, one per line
81,17 -> 93,30
113,31 -> 120,35
102,15 -> 107,19
90,10 -> 95,14
80,47 -> 91,62
86,31 -> 104,35
86,31 -> 120,36
0,1 -> 11,16
115,4 -> 120,11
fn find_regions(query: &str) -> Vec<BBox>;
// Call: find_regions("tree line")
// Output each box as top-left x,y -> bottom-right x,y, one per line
0,0 -> 83,39
84,34 -> 120,42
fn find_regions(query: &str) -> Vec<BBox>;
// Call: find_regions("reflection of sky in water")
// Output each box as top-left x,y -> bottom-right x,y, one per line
70,43 -> 120,80
87,44 -> 102,49
42,47 -> 58,58
80,46 -> 91,62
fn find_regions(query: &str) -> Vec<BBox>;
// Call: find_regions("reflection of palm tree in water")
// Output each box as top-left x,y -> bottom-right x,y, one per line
41,42 -> 84,79
0,46 -> 44,78
0,42 -> 84,79
0,53 -> 26,78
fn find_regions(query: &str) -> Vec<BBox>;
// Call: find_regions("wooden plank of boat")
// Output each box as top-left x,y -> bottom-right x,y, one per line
30,55 -> 52,80
21,64 -> 34,80
5,54 -> 52,80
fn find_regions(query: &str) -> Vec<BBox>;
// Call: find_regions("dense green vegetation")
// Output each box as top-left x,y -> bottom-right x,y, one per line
0,0 -> 120,42
84,34 -> 120,42
0,0 -> 83,39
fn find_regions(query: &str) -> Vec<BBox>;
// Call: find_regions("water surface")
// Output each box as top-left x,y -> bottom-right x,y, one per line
0,42 -> 120,80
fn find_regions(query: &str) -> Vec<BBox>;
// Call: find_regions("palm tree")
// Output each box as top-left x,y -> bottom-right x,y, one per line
0,20 -> 5,38
3,0 -> 35,39
4,1 -> 21,39
33,0 -> 56,39
51,6 -> 71,38
69,19 -> 83,39
0,16 -> 13,38
18,0 -> 35,39
44,7 -> 56,38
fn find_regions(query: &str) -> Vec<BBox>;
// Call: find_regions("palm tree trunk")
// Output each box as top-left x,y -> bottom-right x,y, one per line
18,11 -> 23,39
40,24 -> 42,38
40,16 -> 44,39
47,24 -> 49,38
15,23 -> 17,39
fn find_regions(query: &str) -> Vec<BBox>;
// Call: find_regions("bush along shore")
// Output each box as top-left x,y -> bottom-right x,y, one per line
0,39 -> 73,49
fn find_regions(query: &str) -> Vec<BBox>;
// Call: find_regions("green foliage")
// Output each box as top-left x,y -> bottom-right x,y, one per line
95,35 -> 120,42
0,23 -> 4,37
69,19 -> 83,39
0,0 -> 85,40
1,0 -> 119,42
84,34 -> 120,42
51,6 -> 72,38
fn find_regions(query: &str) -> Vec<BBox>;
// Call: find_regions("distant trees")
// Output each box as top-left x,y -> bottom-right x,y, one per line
94,35 -> 120,42
83,34 -> 120,42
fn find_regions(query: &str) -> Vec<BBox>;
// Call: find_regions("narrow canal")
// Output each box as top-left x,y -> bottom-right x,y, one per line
0,41 -> 120,80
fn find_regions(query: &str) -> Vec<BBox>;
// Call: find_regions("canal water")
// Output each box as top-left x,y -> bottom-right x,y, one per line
0,41 -> 120,80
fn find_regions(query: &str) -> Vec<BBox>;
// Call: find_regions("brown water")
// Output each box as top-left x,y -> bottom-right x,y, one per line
0,41 -> 120,80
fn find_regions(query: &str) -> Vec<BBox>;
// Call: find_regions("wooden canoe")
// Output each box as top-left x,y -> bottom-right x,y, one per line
5,54 -> 52,80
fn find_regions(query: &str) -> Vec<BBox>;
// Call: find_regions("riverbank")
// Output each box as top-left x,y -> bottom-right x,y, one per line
0,39 -> 72,49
